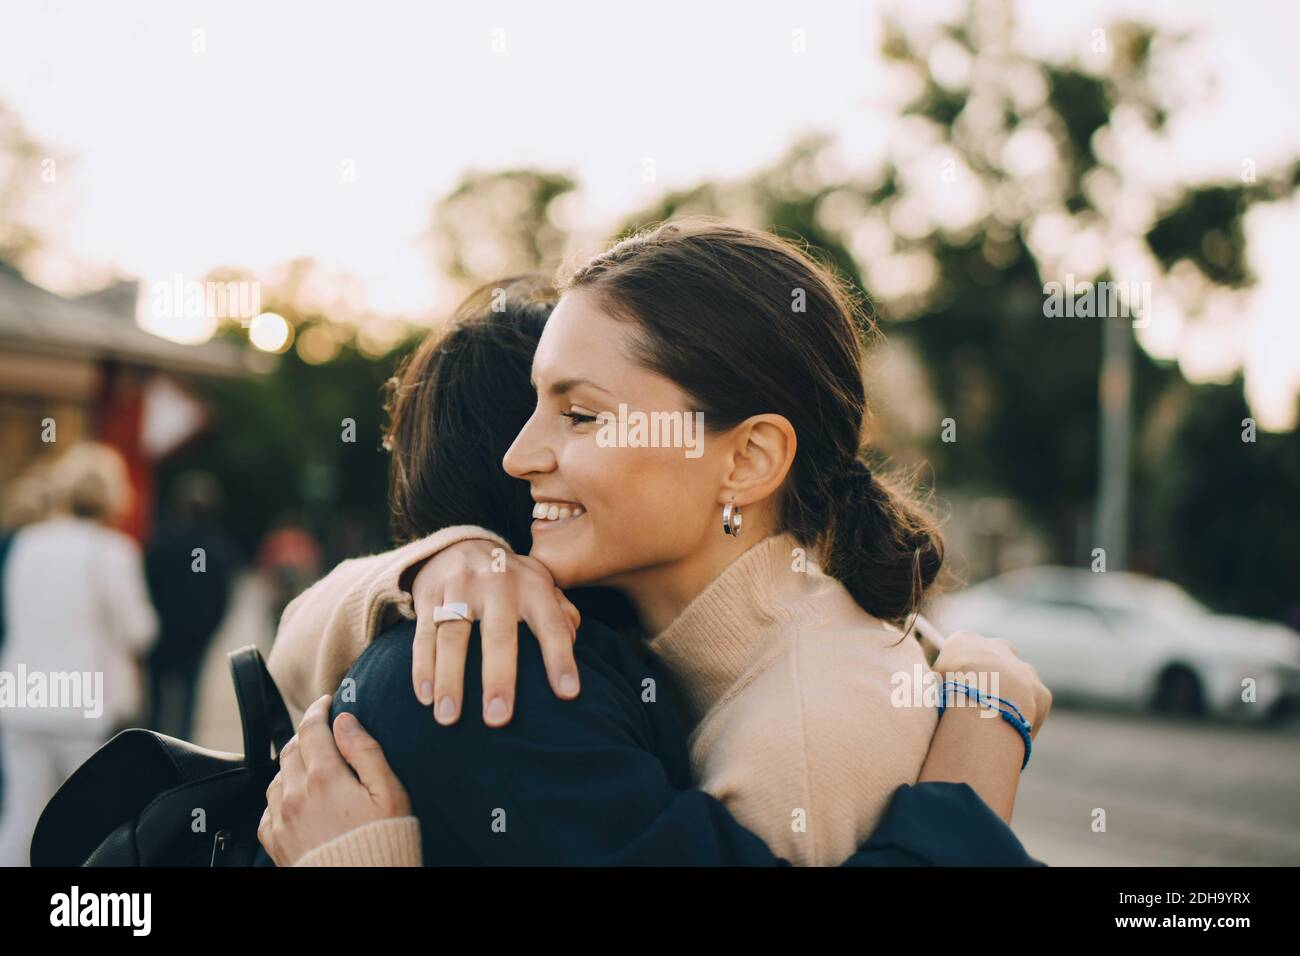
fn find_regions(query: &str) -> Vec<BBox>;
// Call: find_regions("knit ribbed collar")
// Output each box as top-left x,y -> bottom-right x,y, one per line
645,531 -> 822,727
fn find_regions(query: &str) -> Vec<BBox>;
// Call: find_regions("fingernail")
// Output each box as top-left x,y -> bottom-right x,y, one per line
559,672 -> 579,696
437,696 -> 457,723
418,680 -> 434,705
335,712 -> 358,735
485,695 -> 508,725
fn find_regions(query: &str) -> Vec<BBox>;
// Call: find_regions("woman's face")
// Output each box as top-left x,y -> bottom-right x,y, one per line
502,289 -> 725,589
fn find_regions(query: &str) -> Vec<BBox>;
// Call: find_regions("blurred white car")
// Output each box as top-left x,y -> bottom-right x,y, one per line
930,567 -> 1300,722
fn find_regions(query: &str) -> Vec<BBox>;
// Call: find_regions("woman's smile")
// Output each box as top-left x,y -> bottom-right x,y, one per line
531,499 -> 586,531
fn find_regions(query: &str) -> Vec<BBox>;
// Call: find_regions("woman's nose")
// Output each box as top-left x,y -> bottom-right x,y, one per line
503,411 -> 554,479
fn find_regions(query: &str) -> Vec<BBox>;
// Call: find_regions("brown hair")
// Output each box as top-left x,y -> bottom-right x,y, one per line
384,275 -> 555,553
564,218 -> 943,624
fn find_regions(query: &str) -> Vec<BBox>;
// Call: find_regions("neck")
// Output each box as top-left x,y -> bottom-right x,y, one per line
641,530 -> 830,724
613,520 -> 778,635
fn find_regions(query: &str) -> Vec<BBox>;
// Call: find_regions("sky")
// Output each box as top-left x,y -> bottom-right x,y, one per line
1,0 -> 1298,428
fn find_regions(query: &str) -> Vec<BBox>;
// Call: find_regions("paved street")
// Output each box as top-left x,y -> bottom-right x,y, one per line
1013,706 -> 1300,866
191,573 -> 277,756
194,574 -> 1300,867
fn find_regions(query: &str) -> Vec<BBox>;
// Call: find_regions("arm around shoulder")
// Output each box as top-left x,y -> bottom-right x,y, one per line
267,525 -> 508,712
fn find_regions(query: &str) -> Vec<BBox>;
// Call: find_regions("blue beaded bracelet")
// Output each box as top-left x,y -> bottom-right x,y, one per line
936,680 -> 1032,771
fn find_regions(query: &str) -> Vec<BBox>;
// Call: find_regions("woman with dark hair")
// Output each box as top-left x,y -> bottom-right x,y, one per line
263,230 -> 1049,866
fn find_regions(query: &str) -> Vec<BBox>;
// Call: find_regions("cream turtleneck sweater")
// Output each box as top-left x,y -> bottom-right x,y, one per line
642,531 -> 936,865
273,528 -> 936,866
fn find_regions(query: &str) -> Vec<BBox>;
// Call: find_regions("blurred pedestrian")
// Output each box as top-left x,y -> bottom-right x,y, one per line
0,443 -> 158,866
144,472 -> 235,741
256,516 -> 321,626
0,460 -> 56,820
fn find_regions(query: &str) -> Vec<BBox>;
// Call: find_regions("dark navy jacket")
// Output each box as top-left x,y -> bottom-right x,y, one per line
329,618 -> 1042,866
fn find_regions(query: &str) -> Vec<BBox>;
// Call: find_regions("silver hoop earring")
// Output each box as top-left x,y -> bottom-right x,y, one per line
722,500 -> 743,537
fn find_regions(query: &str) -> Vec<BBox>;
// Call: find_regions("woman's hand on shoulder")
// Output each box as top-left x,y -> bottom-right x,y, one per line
259,695 -> 411,866
931,630 -> 1052,738
408,540 -> 583,728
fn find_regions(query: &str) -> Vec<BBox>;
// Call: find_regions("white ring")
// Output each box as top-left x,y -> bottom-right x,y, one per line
432,601 -> 472,625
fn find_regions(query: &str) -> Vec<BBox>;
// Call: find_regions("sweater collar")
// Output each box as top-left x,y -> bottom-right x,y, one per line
645,532 -> 819,726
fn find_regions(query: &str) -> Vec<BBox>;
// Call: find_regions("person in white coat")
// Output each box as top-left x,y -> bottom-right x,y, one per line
0,443 -> 158,866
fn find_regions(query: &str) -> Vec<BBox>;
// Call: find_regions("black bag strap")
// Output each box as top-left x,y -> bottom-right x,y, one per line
229,645 -> 294,769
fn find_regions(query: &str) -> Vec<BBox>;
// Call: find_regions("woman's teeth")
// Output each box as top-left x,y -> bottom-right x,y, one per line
532,502 -> 585,522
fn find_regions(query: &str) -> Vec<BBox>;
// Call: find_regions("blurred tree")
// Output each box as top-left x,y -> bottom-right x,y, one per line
0,101 -> 62,267
1140,377 -> 1300,624
867,7 -> 1294,555
429,169 -> 578,289
867,3 -> 1299,612
614,2 -> 1299,620
157,262 -> 420,562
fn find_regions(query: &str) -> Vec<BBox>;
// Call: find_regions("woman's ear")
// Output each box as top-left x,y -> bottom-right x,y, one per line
719,414 -> 797,506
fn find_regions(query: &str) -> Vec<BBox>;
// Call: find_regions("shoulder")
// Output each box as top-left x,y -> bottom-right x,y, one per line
792,622 -> 929,701
55,522 -> 141,561
344,618 -> 419,703
699,622 -> 934,772
43,520 -> 144,566
720,621 -> 930,725
698,623 -> 936,858
79,522 -> 141,557
783,624 -> 936,763
343,616 -> 657,750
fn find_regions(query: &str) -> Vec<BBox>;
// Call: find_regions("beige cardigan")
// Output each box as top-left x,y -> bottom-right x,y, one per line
274,529 -> 935,866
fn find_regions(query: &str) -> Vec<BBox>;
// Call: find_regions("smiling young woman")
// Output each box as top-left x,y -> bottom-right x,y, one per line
500,221 -> 944,634
265,222 -> 1050,866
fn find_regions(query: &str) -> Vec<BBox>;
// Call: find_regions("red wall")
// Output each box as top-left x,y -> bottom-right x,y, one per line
93,362 -> 153,543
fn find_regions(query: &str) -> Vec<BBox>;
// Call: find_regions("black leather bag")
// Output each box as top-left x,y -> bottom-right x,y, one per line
31,645 -> 292,866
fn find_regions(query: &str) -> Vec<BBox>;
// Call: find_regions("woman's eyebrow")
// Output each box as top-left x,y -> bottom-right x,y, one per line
532,376 -> 617,398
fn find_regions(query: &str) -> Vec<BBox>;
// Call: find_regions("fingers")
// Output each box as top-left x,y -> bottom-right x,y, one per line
524,589 -> 581,700
257,805 -> 273,857
278,731 -> 306,782
934,630 -> 1020,672
412,611 -> 440,707
410,575 -> 443,706
257,804 -> 284,866
479,599 -> 517,727
930,630 -> 1047,730
262,753 -> 294,867
991,636 -> 1020,657
296,694 -> 348,779
1031,680 -> 1052,736
332,711 -> 410,815
432,617 -> 472,725
556,588 -> 581,634
264,767 -> 284,810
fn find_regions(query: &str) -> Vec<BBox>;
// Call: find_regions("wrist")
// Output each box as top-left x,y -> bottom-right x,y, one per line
936,680 -> 1033,771
399,527 -> 513,595
398,557 -> 430,595
294,816 -> 422,867
993,681 -> 1035,730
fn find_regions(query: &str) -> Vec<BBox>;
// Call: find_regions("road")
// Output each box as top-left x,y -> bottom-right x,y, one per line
193,574 -> 1300,866
1013,706 -> 1300,865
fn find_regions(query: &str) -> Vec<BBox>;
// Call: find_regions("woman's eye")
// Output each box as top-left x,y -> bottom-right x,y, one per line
562,410 -> 599,426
